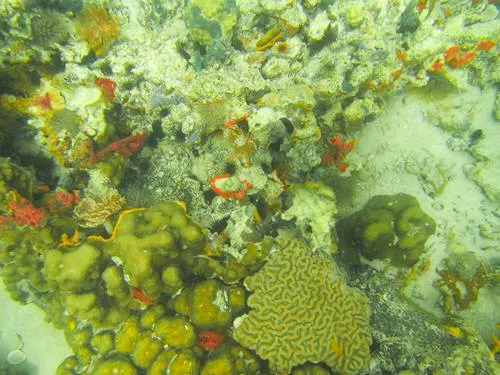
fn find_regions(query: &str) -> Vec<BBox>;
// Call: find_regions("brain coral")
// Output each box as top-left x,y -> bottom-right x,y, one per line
232,238 -> 372,374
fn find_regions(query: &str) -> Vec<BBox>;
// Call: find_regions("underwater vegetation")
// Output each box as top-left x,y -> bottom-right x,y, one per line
0,0 -> 499,374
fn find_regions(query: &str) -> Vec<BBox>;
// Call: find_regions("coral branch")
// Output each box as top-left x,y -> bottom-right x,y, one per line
87,133 -> 148,165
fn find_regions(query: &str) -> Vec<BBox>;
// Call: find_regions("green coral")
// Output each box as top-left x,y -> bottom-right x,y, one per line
336,193 -> 436,266
90,331 -> 115,355
93,357 -> 138,375
153,316 -> 196,348
43,244 -> 101,290
149,349 -> 199,375
232,238 -> 372,374
169,279 -> 244,330
104,202 -> 206,297
115,317 -> 142,354
200,352 -> 234,375
131,334 -> 163,368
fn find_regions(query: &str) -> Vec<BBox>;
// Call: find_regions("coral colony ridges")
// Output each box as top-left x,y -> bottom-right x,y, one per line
0,0 -> 499,374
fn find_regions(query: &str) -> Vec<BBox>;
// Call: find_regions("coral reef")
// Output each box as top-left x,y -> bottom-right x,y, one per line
0,0 -> 499,373
233,237 -> 371,374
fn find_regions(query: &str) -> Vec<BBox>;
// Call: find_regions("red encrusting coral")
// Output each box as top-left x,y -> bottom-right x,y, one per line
210,173 -> 252,201
55,190 -> 81,208
131,287 -> 155,305
35,92 -> 52,110
87,133 -> 148,165
444,46 -> 477,68
476,39 -> 496,52
0,198 -> 46,227
44,190 -> 81,214
321,134 -> 355,172
430,59 -> 445,73
197,331 -> 225,350
95,77 -> 117,100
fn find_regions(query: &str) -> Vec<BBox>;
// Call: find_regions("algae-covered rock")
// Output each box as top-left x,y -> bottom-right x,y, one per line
291,363 -> 331,375
281,182 -> 337,253
65,292 -> 104,322
336,193 -> 436,266
232,238 -> 371,374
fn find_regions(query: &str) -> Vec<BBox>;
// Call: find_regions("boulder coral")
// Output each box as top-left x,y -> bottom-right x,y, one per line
232,238 -> 372,374
336,193 -> 436,266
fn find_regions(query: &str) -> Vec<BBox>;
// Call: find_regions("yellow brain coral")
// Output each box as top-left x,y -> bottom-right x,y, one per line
232,238 -> 372,374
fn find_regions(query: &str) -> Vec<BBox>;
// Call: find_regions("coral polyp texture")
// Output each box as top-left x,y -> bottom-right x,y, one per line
232,238 -> 372,374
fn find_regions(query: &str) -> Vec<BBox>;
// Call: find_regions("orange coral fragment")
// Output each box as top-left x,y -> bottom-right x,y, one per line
95,77 -> 117,100
396,50 -> 408,62
35,92 -> 52,110
322,134 -> 355,172
476,39 -> 496,51
132,287 -> 155,305
444,46 -> 477,68
225,113 -> 248,128
197,331 -> 225,350
430,59 -> 445,72
417,0 -> 427,12
60,230 -> 80,247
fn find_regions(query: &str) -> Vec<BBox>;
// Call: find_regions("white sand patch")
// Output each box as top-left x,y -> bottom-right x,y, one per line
0,282 -> 71,374
336,85 -> 499,319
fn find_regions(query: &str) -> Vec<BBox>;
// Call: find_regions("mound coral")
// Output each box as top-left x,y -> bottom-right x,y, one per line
232,238 -> 372,374
336,193 -> 436,266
